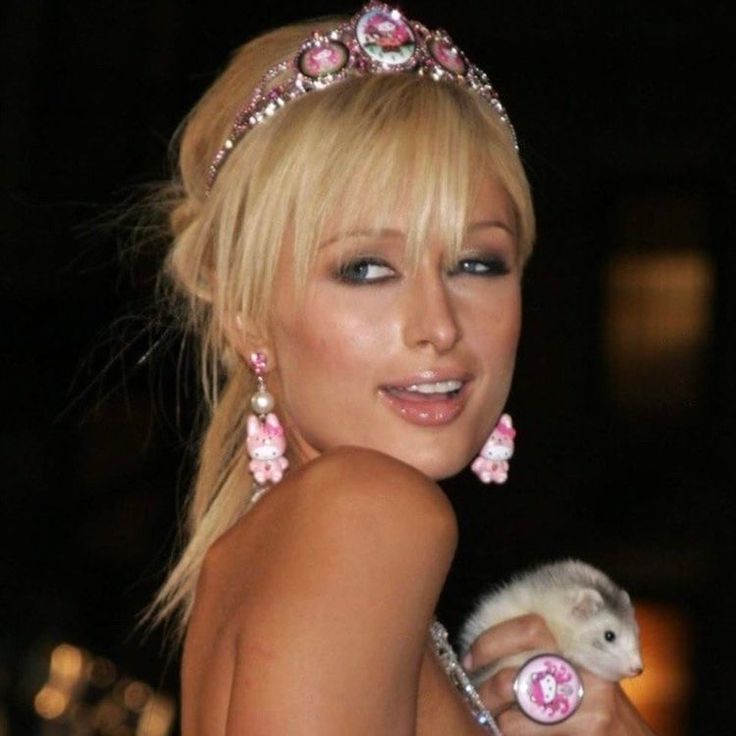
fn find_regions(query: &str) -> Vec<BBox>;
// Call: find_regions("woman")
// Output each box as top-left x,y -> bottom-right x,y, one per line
151,4 -> 655,733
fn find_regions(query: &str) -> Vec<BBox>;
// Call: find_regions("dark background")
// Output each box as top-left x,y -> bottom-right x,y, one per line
1,1 -> 733,734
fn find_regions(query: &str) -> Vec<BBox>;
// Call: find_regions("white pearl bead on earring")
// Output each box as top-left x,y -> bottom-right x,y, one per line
251,388 -> 275,414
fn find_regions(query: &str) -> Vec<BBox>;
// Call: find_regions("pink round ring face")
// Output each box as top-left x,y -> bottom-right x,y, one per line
298,42 -> 349,79
513,654 -> 584,725
428,37 -> 467,75
355,8 -> 416,66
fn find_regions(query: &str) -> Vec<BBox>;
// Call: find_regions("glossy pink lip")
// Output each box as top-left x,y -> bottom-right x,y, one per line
378,374 -> 472,427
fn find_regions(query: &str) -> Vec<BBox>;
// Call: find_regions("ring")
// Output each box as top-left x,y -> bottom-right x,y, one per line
512,654 -> 584,725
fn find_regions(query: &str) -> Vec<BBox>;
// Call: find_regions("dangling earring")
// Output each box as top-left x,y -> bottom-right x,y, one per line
471,413 -> 516,484
246,351 -> 289,493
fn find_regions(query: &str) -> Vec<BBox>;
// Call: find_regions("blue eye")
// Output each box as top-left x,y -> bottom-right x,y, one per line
454,257 -> 511,276
335,258 -> 396,284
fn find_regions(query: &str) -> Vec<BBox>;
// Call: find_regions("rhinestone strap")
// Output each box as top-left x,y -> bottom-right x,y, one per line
430,620 -> 503,735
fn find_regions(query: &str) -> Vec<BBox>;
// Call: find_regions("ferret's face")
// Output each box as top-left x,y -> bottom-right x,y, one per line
571,611 -> 643,681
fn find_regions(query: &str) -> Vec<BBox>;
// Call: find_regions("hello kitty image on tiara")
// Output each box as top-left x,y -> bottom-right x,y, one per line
356,8 -> 416,65
206,2 -> 518,191
298,42 -> 350,78
427,38 -> 467,74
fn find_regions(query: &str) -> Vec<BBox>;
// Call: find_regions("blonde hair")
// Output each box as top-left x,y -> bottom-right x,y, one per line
151,17 -> 535,639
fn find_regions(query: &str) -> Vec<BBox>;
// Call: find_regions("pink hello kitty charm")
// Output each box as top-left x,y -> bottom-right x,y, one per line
246,413 -> 289,485
513,654 -> 584,724
355,7 -> 416,67
471,413 -> 516,484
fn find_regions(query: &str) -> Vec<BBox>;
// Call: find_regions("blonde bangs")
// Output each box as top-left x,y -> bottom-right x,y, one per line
210,73 -> 534,323
301,76 -> 535,270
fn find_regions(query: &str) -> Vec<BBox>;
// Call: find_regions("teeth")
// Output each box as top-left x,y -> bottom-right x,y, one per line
404,380 -> 463,394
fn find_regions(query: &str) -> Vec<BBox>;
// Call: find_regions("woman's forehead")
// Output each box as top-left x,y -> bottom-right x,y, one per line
319,221 -> 515,251
320,175 -> 515,240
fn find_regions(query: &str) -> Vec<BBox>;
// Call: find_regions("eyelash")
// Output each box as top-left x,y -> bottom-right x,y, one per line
452,257 -> 511,277
334,256 -> 511,284
335,258 -> 396,284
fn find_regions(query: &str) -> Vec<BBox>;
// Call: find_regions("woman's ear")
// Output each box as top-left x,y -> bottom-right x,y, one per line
224,312 -> 276,369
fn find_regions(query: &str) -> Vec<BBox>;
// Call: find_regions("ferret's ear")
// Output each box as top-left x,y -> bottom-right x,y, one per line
570,588 -> 605,618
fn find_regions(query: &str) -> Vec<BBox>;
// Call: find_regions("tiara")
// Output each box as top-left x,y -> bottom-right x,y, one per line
207,2 -> 517,191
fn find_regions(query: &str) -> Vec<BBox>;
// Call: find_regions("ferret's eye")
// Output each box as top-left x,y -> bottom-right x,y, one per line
604,630 -> 617,642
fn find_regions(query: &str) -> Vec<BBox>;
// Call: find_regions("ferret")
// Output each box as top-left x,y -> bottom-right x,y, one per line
458,559 -> 643,684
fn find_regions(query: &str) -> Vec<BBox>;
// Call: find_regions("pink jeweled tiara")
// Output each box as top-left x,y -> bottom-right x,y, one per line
206,2 -> 517,192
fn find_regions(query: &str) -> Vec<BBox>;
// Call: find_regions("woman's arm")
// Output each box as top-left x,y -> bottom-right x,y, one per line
465,616 -> 657,735
183,447 -> 467,736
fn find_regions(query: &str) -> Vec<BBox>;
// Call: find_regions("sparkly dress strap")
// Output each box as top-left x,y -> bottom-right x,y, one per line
429,620 -> 503,736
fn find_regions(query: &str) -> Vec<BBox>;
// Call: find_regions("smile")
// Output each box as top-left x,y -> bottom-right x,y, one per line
379,379 -> 469,426
400,380 -> 463,396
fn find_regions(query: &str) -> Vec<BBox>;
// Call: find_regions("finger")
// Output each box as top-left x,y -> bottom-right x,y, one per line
496,707 -> 570,735
496,700 -> 593,735
476,667 -> 517,714
467,613 -> 557,670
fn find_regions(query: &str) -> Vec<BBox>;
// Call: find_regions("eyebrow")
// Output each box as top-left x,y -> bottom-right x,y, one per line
467,220 -> 516,237
320,220 -> 515,248
320,228 -> 403,248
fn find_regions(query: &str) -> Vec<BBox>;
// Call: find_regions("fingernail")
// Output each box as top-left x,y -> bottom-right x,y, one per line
462,652 -> 473,670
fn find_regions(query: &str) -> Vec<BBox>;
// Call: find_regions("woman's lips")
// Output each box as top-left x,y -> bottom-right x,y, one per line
378,380 -> 469,426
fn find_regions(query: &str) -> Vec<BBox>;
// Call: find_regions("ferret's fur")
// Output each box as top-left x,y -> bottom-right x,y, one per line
459,559 -> 643,683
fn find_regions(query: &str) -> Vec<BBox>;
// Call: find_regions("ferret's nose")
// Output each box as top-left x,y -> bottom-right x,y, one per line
628,664 -> 644,677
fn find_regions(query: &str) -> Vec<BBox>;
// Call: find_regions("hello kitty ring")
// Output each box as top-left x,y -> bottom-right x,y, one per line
512,654 -> 584,724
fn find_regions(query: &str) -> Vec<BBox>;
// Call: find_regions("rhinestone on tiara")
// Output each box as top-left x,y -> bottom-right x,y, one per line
207,2 -> 517,192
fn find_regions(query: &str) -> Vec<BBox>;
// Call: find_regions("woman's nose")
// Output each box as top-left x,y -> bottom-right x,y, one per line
401,274 -> 461,353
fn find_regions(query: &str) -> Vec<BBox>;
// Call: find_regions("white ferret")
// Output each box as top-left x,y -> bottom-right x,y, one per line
459,559 -> 643,684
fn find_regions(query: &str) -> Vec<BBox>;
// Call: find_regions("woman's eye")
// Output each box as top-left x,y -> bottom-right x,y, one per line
453,257 -> 511,276
335,259 -> 396,284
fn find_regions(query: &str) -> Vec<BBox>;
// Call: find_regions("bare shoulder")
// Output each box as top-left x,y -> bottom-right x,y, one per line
199,447 -> 457,616
293,445 -> 458,538
184,447 -> 459,734
212,445 -> 458,585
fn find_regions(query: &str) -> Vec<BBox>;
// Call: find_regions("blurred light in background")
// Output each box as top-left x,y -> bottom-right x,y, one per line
89,658 -> 118,690
50,645 -> 85,690
32,643 -> 175,735
123,681 -> 152,713
34,683 -> 69,720
605,249 -> 713,411
605,192 -> 713,414
34,643 -> 86,721
138,695 -> 176,736
623,602 -> 692,736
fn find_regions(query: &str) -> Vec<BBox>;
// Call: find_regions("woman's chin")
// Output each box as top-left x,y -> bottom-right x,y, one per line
384,447 -> 472,482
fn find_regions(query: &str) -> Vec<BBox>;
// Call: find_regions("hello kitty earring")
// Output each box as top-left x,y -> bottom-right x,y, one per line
246,351 -> 288,488
471,413 -> 516,484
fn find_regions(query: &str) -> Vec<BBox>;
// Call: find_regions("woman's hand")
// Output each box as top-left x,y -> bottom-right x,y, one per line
464,614 -> 656,735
